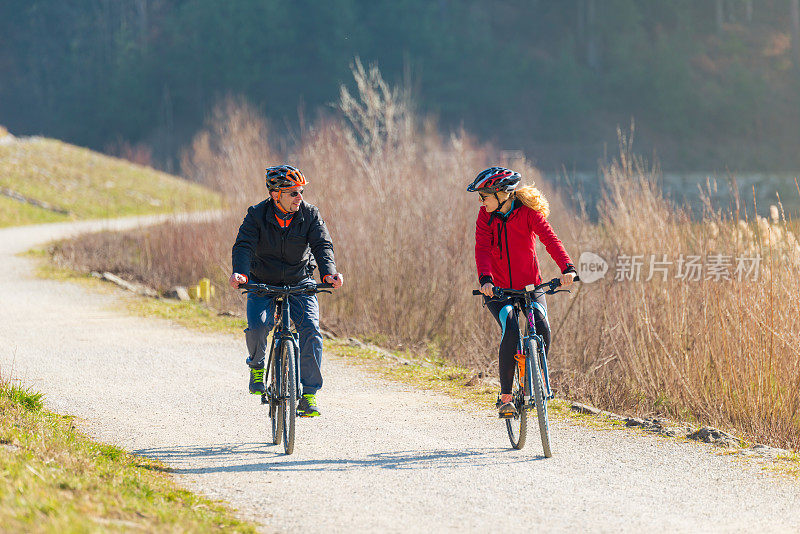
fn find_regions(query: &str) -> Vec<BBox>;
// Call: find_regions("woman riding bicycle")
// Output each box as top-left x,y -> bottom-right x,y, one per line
468,167 -> 577,418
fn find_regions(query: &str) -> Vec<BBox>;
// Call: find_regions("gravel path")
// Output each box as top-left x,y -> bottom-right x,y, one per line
1,217 -> 799,533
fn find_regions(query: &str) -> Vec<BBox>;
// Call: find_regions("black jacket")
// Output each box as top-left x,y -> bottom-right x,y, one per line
232,199 -> 336,285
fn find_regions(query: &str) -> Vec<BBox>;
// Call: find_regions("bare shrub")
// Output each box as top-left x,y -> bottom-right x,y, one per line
180,95 -> 279,202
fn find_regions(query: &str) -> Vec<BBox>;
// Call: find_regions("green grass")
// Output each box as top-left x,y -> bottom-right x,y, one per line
0,137 -> 223,227
126,297 -> 246,335
1,382 -> 44,412
0,195 -> 69,227
0,377 -> 257,532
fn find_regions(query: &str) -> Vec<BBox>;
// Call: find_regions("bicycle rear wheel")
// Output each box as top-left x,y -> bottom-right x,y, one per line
269,345 -> 282,445
529,340 -> 552,457
281,340 -> 297,455
505,364 -> 527,449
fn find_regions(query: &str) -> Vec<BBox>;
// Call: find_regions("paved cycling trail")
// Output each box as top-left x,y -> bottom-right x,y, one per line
1,218 -> 799,533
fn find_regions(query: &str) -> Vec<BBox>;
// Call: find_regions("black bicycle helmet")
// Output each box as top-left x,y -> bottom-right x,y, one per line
265,165 -> 307,191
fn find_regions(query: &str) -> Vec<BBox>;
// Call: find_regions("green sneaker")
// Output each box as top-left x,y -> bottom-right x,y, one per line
248,367 -> 265,395
297,394 -> 320,417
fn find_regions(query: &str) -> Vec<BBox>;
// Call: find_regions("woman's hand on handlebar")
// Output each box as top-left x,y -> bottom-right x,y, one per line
229,273 -> 248,288
480,283 -> 494,297
559,272 -> 576,288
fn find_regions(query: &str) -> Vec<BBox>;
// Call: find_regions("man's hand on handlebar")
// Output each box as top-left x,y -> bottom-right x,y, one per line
323,273 -> 344,289
229,273 -> 248,289
480,282 -> 494,297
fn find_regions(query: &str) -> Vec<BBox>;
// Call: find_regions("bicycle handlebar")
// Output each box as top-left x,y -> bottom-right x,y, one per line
240,282 -> 333,296
472,277 -> 570,299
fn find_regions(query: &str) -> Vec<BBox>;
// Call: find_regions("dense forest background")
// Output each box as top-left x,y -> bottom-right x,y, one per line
2,0 -> 800,171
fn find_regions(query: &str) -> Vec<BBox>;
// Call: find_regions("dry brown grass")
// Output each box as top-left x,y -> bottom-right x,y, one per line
552,131 -> 800,449
51,65 -> 800,449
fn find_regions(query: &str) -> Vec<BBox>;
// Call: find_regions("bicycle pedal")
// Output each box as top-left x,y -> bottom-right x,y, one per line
260,394 -> 268,405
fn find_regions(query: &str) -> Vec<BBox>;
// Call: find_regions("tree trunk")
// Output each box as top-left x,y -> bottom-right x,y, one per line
792,0 -> 800,71
586,0 -> 599,71
136,0 -> 148,51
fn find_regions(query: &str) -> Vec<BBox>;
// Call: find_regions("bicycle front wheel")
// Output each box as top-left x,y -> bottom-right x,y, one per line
529,340 -> 552,457
270,345 -> 282,446
506,363 -> 527,450
281,340 -> 297,455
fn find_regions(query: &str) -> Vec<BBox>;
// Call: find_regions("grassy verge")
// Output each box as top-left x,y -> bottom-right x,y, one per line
0,377 -> 257,532
0,196 -> 70,227
29,253 -> 246,335
0,137 -> 223,228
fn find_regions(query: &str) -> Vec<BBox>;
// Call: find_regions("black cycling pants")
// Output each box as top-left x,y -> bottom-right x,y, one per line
485,290 -> 550,394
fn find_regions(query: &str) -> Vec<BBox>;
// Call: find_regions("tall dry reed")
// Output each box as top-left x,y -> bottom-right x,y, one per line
551,132 -> 800,448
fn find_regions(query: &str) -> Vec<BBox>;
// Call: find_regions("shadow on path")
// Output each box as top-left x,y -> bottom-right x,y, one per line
133,442 -> 545,474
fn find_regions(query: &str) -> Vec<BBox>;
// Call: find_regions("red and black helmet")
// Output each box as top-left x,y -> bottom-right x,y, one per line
265,165 -> 307,191
467,167 -> 521,193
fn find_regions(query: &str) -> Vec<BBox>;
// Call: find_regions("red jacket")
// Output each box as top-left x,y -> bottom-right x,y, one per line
475,200 -> 574,290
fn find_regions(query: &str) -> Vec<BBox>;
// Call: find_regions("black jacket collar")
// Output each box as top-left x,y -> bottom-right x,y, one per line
265,198 -> 305,227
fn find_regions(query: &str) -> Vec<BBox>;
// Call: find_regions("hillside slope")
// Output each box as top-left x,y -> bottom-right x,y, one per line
0,130 -> 221,227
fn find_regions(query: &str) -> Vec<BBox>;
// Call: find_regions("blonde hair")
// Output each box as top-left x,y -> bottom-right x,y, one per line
515,185 -> 549,217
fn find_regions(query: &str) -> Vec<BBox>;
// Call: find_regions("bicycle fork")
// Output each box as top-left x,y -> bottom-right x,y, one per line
278,298 -> 302,403
538,342 -> 554,401
524,311 -> 554,401
262,339 -> 276,407
292,332 -> 301,400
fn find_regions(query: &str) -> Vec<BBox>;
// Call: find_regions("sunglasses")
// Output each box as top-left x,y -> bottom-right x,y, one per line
284,188 -> 304,197
478,192 -> 491,201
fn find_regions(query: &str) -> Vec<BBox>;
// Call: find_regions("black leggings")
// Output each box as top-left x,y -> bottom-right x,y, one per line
485,290 -> 550,394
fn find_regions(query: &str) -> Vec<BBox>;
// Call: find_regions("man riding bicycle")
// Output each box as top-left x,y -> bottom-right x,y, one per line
229,165 -> 343,417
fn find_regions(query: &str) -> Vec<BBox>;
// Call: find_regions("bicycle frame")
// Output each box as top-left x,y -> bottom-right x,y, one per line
240,281 -> 332,454
264,297 -> 301,406
473,277 -> 573,456
241,282 -> 332,408
474,277 -> 566,405
515,297 -> 553,407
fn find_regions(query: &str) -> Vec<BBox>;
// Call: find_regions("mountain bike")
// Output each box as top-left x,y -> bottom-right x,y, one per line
473,278 -> 571,456
240,282 -> 332,455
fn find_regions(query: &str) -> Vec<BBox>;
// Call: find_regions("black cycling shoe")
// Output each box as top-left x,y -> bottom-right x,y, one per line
249,367 -> 265,395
